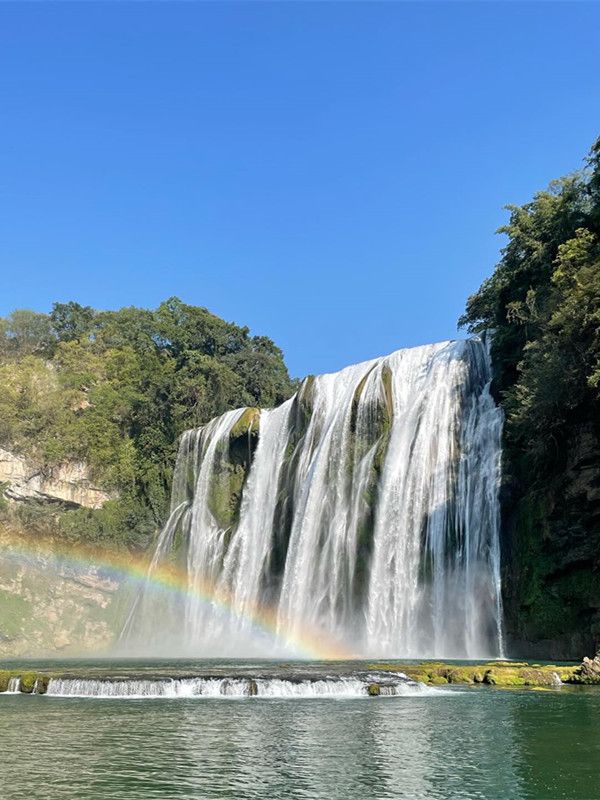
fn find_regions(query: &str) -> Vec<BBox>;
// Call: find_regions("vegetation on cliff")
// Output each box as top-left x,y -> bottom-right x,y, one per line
0,298 -> 295,549
460,137 -> 600,656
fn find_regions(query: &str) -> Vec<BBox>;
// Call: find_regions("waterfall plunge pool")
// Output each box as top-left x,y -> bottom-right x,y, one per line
0,658 -> 598,800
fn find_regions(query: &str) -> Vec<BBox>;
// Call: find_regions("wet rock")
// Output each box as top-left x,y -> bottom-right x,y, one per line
18,672 -> 37,693
575,651 -> 600,684
376,661 -> 574,688
0,670 -> 10,692
229,408 -> 260,442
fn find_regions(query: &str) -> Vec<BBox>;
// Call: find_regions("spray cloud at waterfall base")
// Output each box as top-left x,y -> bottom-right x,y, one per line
122,336 -> 504,660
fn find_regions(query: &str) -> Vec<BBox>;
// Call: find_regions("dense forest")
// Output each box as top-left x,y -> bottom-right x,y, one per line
0,298 -> 295,549
460,137 -> 600,656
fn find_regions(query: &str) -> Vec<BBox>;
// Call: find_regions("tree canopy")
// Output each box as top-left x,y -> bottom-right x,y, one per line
460,136 -> 600,649
460,137 -> 600,471
0,297 -> 295,549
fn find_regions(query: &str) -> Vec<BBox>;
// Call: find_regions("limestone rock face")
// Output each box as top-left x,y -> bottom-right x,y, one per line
578,652 -> 600,684
0,530 -> 123,657
0,448 -> 112,509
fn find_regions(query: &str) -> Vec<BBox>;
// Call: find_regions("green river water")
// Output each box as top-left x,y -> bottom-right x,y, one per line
1,659 -> 599,800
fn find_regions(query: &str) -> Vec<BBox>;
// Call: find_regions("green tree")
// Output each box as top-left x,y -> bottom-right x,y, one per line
0,297 -> 295,551
2,309 -> 54,357
50,301 -> 96,342
459,136 -> 600,653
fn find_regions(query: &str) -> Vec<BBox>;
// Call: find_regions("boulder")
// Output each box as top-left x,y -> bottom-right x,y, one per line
576,651 -> 600,684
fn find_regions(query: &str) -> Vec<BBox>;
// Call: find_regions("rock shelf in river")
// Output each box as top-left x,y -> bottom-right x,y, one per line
2,660 -> 598,696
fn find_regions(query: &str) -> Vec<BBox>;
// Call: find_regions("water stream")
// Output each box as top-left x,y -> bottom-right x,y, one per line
123,336 -> 504,658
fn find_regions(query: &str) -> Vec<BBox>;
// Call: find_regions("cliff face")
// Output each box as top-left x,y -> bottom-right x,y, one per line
0,298 -> 297,655
0,452 -> 125,656
0,530 -> 126,656
457,140 -> 600,661
0,448 -> 113,509
501,420 -> 600,660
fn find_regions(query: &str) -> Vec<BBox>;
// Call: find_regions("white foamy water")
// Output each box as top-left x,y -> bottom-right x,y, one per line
123,336 -> 504,659
44,675 -> 437,699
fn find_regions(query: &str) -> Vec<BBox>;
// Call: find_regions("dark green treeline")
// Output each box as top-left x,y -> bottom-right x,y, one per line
0,297 -> 295,549
460,136 -> 600,657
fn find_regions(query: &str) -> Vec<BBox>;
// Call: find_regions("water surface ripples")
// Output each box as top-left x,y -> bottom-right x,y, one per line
2,681 -> 599,799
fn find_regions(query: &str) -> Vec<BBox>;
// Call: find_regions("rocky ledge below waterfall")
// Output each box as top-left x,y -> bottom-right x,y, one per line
376,658 -> 600,687
3,659 -> 600,697
0,668 -> 424,698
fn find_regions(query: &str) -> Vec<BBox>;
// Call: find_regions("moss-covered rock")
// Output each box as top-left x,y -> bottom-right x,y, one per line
372,661 -> 576,688
482,666 -> 564,688
429,675 -> 449,685
367,682 -> 380,696
207,462 -> 247,531
204,408 -> 263,533
298,376 -> 315,418
381,365 -> 393,420
407,672 -> 429,684
19,671 -> 37,693
347,365 -> 395,607
229,408 -> 260,442
446,667 -> 481,684
0,670 -> 10,692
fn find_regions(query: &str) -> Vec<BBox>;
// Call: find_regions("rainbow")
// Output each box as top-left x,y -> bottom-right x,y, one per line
0,533 -> 353,660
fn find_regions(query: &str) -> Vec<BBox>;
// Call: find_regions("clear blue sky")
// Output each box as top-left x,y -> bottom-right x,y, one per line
1,2 -> 598,378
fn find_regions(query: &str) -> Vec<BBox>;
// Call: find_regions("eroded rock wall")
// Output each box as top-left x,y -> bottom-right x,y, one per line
0,529 -> 126,657
0,448 -> 113,509
501,420 -> 600,660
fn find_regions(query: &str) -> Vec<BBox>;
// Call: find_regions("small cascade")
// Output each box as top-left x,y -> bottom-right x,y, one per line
122,335 -> 504,659
45,673 -> 430,699
6,677 -> 20,693
211,401 -> 295,641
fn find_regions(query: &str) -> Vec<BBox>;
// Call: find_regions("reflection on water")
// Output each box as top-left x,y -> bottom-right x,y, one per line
0,669 -> 599,799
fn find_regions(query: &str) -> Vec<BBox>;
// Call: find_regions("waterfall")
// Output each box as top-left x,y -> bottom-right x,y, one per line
44,673 -> 433,699
122,336 -> 504,659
